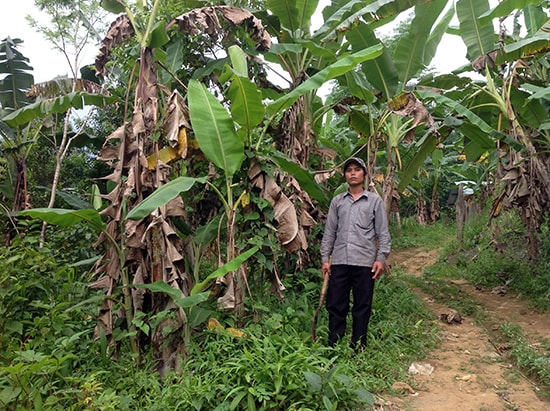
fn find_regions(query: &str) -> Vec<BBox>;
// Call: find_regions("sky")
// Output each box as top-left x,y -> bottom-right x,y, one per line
2,1 -> 471,84
1,0 -> 73,82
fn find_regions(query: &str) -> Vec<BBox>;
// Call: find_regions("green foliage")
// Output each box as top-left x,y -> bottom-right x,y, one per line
3,92 -> 119,128
0,240 -> 102,410
188,79 -> 244,179
5,0 -> 550,408
0,220 -> 440,410
443,211 -> 549,311
400,211 -> 550,313
499,323 -> 550,398
126,176 -> 208,220
390,217 -> 456,249
0,37 -> 34,114
170,328 -> 368,410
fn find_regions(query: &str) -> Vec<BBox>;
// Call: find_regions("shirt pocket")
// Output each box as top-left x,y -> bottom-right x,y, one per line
355,208 -> 375,232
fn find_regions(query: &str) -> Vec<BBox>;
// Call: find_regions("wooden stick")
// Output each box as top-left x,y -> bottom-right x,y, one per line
311,273 -> 329,341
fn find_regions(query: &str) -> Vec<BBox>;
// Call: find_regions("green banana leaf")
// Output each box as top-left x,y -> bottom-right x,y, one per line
456,0 -> 495,60
423,3 -> 455,68
188,79 -> 245,178
523,4 -> 549,36
3,92 -> 119,127
226,47 -> 265,131
521,83 -> 550,101
191,246 -> 260,295
100,0 -> 126,14
266,44 -> 383,116
478,0 -> 542,27
347,22 -> 399,99
416,89 -> 495,134
227,45 -> 248,77
0,38 -> 34,112
267,0 -> 319,34
126,176 -> 207,220
398,133 -> 439,192
270,153 -> 329,207
18,208 -> 106,232
394,0 -> 447,85
315,0 -> 429,42
496,20 -> 550,64
134,281 -> 210,308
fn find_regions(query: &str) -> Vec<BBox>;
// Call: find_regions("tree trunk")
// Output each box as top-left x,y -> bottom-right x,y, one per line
429,177 -> 440,223
416,188 -> 428,225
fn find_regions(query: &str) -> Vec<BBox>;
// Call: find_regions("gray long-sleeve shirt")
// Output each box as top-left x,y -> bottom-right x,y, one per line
320,189 -> 391,266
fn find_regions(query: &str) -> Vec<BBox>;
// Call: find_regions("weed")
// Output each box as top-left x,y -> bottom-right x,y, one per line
5,212 -> 547,410
498,323 -> 550,398
390,218 -> 456,250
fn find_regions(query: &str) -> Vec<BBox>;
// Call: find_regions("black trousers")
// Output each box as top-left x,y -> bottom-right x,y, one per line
326,264 -> 375,348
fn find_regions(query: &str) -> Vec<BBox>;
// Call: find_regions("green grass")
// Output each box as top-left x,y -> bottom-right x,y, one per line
0,233 -> 439,410
2,213 -> 548,410
390,215 -> 457,250
498,323 -> 550,399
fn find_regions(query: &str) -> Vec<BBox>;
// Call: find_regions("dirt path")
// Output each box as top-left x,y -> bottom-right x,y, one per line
378,248 -> 550,411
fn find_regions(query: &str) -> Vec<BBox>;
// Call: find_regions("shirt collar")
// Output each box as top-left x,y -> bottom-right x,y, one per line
344,189 -> 369,199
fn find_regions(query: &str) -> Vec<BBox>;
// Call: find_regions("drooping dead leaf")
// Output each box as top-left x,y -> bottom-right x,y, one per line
164,91 -> 190,147
27,78 -> 109,100
132,267 -> 146,312
266,178 -> 299,244
217,273 -> 236,310
249,162 -> 308,253
94,48 -> 193,371
472,50 -> 498,73
147,91 -> 190,169
168,6 -> 271,51
300,210 -> 317,227
95,14 -> 135,76
134,47 -> 158,137
388,92 -> 435,144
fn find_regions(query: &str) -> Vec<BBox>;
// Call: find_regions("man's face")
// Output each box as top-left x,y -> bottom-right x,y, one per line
344,163 -> 365,186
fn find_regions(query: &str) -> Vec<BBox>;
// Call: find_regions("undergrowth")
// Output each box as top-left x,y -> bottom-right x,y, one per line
0,224 -> 437,410
2,210 -> 547,409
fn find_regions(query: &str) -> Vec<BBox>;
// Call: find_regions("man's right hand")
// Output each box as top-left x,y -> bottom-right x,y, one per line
321,262 -> 331,278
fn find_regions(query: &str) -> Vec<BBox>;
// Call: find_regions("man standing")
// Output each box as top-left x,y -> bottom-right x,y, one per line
320,157 -> 391,351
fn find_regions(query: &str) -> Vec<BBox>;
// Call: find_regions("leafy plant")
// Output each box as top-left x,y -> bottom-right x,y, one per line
499,323 -> 550,398
0,239 -> 101,410
156,321 -> 374,411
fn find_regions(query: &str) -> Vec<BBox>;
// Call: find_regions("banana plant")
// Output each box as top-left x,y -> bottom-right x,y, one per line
0,37 -> 37,213
16,202 -> 257,356
457,0 -> 550,259
315,0 -> 452,216
82,1 -> 282,367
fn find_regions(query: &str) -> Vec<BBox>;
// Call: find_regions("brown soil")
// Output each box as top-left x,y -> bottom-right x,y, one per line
376,248 -> 550,411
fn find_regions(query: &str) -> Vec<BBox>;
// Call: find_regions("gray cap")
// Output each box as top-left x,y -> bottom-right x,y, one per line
343,157 -> 367,173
